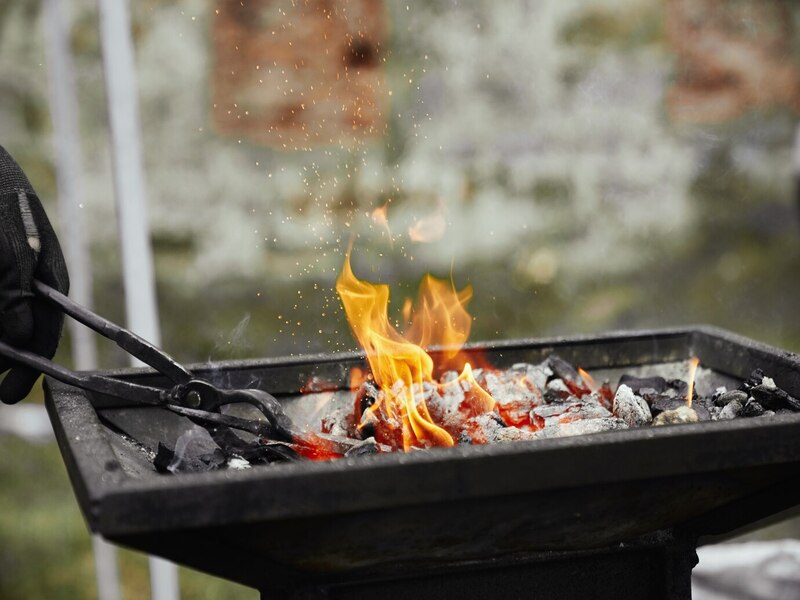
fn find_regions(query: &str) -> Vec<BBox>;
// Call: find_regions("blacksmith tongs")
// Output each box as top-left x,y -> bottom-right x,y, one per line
0,280 -> 299,443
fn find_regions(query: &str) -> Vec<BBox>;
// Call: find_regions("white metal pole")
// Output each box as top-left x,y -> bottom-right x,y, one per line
794,124 -> 800,220
795,124 -> 800,173
41,1 -> 121,599
42,0 -> 97,368
96,1 -> 180,599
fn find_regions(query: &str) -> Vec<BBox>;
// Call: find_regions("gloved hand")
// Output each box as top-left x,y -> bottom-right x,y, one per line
0,145 -> 69,404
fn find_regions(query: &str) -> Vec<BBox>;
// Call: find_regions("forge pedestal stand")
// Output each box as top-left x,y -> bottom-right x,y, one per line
268,530 -> 698,600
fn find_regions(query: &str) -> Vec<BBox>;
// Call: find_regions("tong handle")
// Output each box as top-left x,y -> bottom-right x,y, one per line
0,339 -> 167,405
6,282 -> 306,442
33,280 -> 192,385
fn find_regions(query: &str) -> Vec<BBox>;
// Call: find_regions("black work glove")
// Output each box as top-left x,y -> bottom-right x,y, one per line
0,145 -> 69,404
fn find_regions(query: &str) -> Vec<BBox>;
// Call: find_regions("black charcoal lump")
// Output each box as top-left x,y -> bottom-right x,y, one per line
344,437 -> 380,457
750,384 -> 800,412
714,389 -> 748,408
649,396 -> 686,416
667,379 -> 689,397
741,369 -> 766,391
742,400 -> 765,418
690,399 -> 712,421
547,354 -> 580,384
154,442 -> 226,474
618,375 -> 667,395
153,427 -> 229,474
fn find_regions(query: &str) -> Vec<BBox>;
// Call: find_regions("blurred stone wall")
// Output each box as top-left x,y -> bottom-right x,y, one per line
0,0 -> 798,303
212,0 -> 387,147
666,0 -> 800,123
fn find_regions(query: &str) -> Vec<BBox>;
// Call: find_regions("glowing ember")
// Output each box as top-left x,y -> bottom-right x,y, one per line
335,254 -> 583,451
686,356 -> 700,408
317,256 -> 777,460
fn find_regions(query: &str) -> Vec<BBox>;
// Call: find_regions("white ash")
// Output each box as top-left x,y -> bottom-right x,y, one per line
227,457 -> 251,470
482,371 -> 542,409
652,405 -> 698,426
463,414 -> 537,444
483,368 -> 519,387
358,408 -> 380,430
391,379 -> 406,396
585,390 -> 610,405
440,370 -> 460,386
321,407 -> 350,437
547,378 -> 570,392
438,374 -> 466,404
718,400 -> 743,420
114,432 -> 157,462
531,397 -> 610,428
411,381 -> 441,410
464,414 -> 506,443
525,362 -> 553,392
560,400 -> 611,422
427,375 -> 470,431
761,376 -> 777,389
494,426 -> 537,443
531,403 -> 569,427
613,384 -> 652,427
535,417 -> 628,439
422,382 -> 470,431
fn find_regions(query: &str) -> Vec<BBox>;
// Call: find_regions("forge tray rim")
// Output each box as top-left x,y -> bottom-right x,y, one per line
44,325 -> 800,537
67,323 -> 799,381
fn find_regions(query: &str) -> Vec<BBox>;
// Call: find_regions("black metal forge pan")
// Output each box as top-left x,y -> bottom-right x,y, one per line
43,326 -> 800,592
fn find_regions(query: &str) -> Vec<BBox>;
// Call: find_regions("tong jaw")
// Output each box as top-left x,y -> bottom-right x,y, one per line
175,379 -> 295,442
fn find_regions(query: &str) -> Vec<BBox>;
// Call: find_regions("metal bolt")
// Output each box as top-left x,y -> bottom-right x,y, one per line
186,390 -> 202,408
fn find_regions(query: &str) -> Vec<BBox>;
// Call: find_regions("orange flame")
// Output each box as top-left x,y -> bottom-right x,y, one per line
371,202 -> 392,240
337,254 -> 481,449
349,366 -> 367,390
401,297 -> 413,324
451,362 -> 496,415
405,275 -> 474,373
686,356 -> 700,408
577,367 -> 597,392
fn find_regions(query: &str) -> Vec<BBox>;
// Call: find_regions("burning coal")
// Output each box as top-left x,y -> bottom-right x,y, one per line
328,256 -> 800,454
336,253 -> 480,449
145,259 -> 800,474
